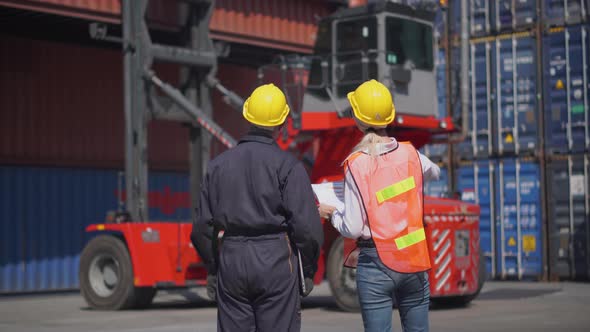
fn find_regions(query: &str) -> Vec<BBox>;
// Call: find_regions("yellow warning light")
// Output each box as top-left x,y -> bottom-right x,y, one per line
439,0 -> 448,6
556,79 -> 564,90
96,224 -> 105,231
508,237 -> 517,246
505,133 -> 514,143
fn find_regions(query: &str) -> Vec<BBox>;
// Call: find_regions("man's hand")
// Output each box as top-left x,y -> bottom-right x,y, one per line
318,203 -> 336,219
302,277 -> 314,297
207,274 -> 217,301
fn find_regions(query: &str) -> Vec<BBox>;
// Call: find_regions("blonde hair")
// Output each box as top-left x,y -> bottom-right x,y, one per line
350,117 -> 388,157
351,131 -> 382,157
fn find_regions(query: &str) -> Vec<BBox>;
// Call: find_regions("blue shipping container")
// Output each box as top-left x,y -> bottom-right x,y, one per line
494,0 -> 536,32
424,166 -> 449,197
456,160 -> 496,278
0,166 -> 191,293
543,0 -> 589,27
543,25 -> 590,154
494,34 -> 539,156
458,40 -> 494,159
547,155 -> 590,280
495,158 -> 543,279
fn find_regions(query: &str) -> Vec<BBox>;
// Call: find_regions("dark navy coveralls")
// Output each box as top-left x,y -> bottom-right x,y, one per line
191,128 -> 323,332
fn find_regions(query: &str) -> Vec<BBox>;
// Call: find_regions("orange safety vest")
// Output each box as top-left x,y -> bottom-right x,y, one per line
343,141 -> 431,273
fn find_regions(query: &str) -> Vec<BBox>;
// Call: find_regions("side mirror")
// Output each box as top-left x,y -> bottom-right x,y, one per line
390,66 -> 412,83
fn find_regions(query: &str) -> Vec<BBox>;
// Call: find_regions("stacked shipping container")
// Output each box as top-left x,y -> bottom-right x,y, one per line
542,23 -> 590,280
427,0 -> 590,280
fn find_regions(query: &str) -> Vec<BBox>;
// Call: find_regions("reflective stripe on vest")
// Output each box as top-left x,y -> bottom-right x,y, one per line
343,141 -> 431,273
395,227 -> 426,250
376,176 -> 416,204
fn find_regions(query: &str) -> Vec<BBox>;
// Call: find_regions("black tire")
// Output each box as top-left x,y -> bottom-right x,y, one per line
79,235 -> 156,310
431,247 -> 486,307
327,236 -> 361,312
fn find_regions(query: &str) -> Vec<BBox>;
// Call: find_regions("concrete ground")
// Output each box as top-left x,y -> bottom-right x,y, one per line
1,281 -> 589,332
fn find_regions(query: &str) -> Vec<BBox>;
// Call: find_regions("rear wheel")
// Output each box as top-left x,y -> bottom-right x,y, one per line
79,235 -> 156,310
327,236 -> 360,312
431,247 -> 486,307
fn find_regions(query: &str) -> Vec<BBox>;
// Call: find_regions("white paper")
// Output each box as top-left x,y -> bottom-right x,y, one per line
312,181 -> 345,211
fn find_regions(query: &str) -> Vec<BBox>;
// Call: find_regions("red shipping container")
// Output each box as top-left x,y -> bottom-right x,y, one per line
0,35 -> 256,171
0,0 -> 334,53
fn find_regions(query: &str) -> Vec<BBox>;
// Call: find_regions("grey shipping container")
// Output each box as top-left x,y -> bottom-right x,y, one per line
494,33 -> 539,156
543,0 -> 589,27
547,154 -> 590,280
543,25 -> 590,154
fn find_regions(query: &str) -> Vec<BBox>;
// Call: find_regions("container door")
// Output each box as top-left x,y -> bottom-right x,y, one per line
494,36 -> 538,156
544,27 -> 570,154
567,26 -> 590,153
513,0 -> 536,29
494,1 -> 536,32
548,157 -> 574,278
457,161 -> 496,278
548,155 -> 590,279
470,0 -> 490,37
495,158 -> 543,279
544,0 -> 587,26
494,0 -> 513,32
472,41 -> 493,158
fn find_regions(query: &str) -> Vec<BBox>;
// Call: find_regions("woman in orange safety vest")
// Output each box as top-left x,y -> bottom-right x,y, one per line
318,80 -> 440,332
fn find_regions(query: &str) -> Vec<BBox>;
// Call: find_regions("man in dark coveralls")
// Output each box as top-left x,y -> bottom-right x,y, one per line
191,83 -> 323,332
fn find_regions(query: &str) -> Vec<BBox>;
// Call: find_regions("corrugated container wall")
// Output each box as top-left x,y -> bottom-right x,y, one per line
457,158 -> 543,280
494,33 -> 539,157
547,155 -> 590,280
543,25 -> 590,155
543,0 -> 590,27
0,35 -> 256,169
0,35 -> 188,170
0,0 -> 332,53
0,166 -> 191,293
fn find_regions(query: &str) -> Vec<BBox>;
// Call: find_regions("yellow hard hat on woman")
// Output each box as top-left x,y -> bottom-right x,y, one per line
243,83 -> 290,127
347,80 -> 396,127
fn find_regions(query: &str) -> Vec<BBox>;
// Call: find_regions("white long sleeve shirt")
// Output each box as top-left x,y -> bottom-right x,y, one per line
330,137 -> 440,240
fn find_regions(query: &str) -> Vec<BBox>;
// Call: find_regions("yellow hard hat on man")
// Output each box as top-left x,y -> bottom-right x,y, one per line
347,79 -> 396,127
243,83 -> 290,127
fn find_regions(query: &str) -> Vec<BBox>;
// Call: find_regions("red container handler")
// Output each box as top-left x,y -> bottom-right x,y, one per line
424,198 -> 482,299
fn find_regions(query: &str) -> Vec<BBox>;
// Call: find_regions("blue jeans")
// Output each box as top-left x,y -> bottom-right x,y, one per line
356,247 -> 430,332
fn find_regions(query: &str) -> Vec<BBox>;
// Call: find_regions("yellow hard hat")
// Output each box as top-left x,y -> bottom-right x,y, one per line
243,83 -> 290,127
347,80 -> 395,127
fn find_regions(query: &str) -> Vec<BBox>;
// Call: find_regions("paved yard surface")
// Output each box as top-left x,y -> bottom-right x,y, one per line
1,281 -> 589,331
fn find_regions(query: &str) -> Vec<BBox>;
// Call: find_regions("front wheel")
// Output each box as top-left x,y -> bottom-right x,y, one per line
79,235 -> 156,310
326,236 -> 360,312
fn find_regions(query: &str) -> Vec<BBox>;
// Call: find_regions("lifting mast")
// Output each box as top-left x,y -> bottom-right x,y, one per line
117,0 -> 240,222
